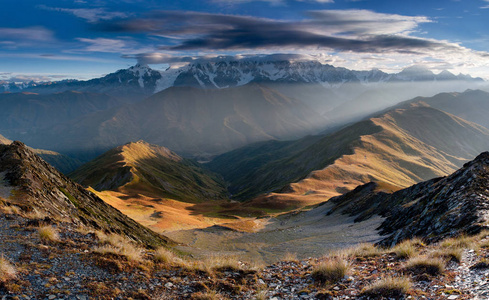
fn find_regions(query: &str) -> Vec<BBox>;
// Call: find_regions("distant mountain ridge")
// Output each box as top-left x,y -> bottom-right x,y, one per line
20,83 -> 327,160
209,92 -> 489,203
3,60 -> 483,98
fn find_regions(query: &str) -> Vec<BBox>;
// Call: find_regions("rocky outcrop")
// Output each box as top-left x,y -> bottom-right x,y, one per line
0,141 -> 172,248
329,152 -> 489,247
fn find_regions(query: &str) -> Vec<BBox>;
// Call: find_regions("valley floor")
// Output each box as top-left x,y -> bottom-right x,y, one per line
167,202 -> 384,264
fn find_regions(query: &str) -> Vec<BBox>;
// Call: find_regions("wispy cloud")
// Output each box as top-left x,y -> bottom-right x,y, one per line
75,37 -> 150,53
0,27 -> 55,42
0,27 -> 55,49
38,5 -> 128,23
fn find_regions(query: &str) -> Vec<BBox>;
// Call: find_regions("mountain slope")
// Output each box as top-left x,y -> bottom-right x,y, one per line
0,134 -> 82,174
0,141 -> 171,247
414,89 -> 489,129
24,83 -> 327,159
209,102 -> 489,206
0,91 -> 123,136
328,151 -> 489,246
70,141 -> 228,202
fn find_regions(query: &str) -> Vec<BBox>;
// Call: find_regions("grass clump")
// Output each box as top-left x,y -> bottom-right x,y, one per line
440,235 -> 475,250
432,248 -> 463,263
38,225 -> 59,242
0,255 -> 16,282
191,290 -> 222,300
392,239 -> 418,259
282,252 -> 298,262
154,247 -> 183,265
361,276 -> 411,299
93,233 -> 144,263
404,255 -> 445,276
347,243 -> 384,258
311,258 -> 349,284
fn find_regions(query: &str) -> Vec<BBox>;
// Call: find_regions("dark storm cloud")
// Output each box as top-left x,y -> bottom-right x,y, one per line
95,10 -> 457,54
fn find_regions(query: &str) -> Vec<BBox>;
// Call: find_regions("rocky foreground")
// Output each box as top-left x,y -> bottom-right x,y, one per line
2,210 -> 489,299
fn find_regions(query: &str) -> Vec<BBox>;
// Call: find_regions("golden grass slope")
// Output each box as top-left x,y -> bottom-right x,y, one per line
250,103 -> 489,208
71,140 -> 227,202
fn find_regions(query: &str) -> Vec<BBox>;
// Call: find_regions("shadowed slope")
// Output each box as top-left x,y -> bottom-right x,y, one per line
0,141 -> 172,248
23,84 -> 327,160
0,134 -> 82,174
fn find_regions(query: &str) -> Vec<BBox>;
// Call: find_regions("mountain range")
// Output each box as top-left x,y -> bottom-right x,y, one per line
0,60 -> 486,163
208,89 -> 489,206
3,61 -> 482,97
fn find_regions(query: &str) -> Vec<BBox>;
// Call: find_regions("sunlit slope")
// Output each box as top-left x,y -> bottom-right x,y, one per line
286,103 -> 488,195
70,140 -> 228,202
212,103 -> 489,209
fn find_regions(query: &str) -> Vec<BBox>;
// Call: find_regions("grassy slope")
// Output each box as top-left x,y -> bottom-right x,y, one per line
70,140 -> 228,202
210,102 -> 489,210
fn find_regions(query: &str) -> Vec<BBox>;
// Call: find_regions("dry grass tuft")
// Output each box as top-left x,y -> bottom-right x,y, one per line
404,255 -> 445,276
441,235 -> 476,250
22,209 -> 47,220
392,239 -> 419,259
191,290 -> 222,300
0,205 -> 21,215
347,243 -> 384,258
311,258 -> 349,284
203,254 -> 243,272
282,252 -> 298,262
38,225 -> 59,242
93,233 -> 144,263
154,247 -> 183,265
0,255 -> 16,282
432,248 -> 463,263
361,276 -> 411,298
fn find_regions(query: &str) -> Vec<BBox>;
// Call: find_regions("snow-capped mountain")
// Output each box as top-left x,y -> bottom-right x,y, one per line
5,60 -> 483,100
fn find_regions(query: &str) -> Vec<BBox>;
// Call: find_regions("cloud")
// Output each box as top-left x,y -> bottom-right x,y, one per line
76,37 -> 143,53
96,10 -> 445,55
0,27 -> 55,42
38,5 -> 128,23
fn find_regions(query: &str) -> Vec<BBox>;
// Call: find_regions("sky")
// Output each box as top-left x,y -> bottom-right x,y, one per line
1,0 -> 489,81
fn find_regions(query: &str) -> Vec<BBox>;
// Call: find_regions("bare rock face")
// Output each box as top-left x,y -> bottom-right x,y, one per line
378,152 -> 489,246
329,151 -> 489,247
0,141 -> 172,248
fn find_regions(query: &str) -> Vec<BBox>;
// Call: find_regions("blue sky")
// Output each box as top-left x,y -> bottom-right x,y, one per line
1,0 -> 489,81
